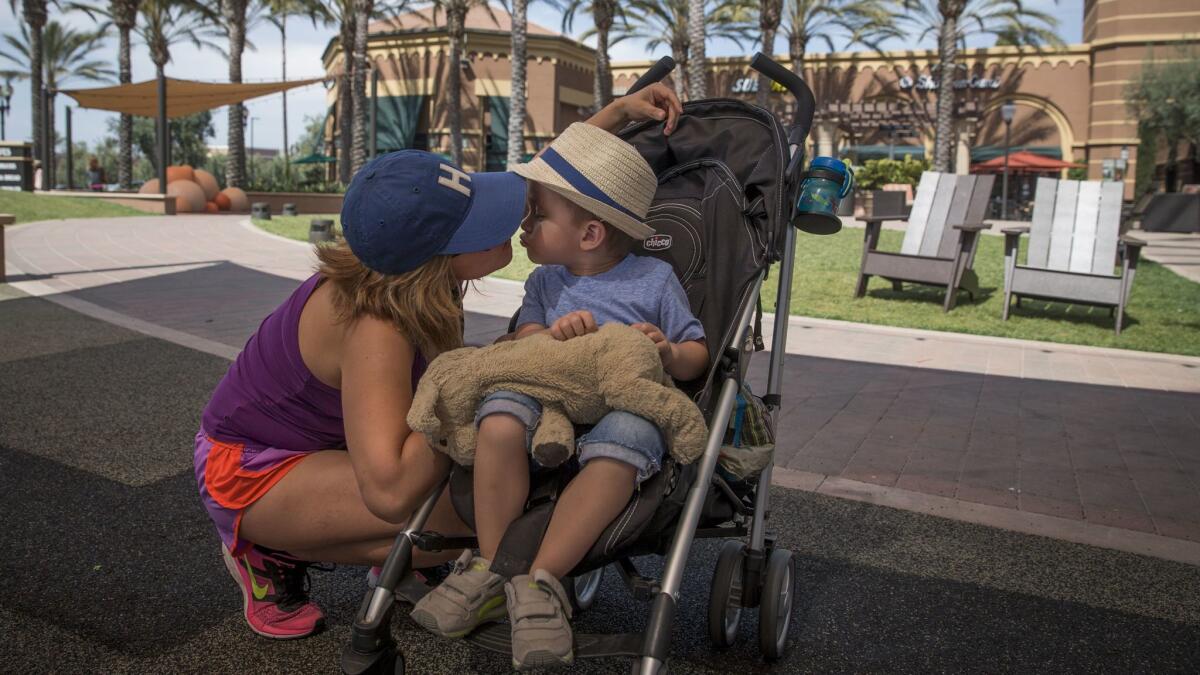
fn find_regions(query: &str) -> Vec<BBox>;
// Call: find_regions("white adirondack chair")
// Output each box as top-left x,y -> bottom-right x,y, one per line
1001,177 -> 1146,335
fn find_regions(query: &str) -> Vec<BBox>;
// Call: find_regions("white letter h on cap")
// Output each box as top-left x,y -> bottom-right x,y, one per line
437,163 -> 472,198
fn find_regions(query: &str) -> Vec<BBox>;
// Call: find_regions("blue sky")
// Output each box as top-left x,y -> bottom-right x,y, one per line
0,1 -> 1083,150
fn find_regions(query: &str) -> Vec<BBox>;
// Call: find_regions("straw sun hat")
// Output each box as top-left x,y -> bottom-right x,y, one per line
511,123 -> 657,239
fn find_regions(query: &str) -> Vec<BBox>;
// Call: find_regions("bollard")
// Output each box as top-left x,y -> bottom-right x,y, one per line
282,203 -> 298,216
251,202 -> 272,220
309,218 -> 334,243
0,213 -> 14,283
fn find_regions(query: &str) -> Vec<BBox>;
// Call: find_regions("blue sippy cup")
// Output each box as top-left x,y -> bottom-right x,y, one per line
794,157 -> 853,234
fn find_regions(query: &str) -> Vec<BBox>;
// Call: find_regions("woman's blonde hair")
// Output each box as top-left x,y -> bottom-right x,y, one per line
315,240 -> 463,358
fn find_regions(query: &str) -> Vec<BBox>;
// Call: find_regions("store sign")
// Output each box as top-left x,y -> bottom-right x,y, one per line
730,77 -> 787,94
0,143 -> 32,192
898,75 -> 1001,90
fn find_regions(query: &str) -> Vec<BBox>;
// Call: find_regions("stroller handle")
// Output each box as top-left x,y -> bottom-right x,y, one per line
749,53 -> 815,148
626,56 -> 676,96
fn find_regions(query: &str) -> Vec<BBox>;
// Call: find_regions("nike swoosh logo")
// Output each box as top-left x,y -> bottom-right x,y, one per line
242,557 -> 270,600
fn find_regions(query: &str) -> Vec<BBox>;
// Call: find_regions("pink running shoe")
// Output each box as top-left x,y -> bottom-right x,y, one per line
221,544 -> 326,639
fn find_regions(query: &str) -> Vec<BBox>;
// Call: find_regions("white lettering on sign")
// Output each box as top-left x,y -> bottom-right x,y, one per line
1,185 -> 22,191
898,75 -> 1001,90
730,77 -> 787,95
0,148 -> 12,156
0,174 -> 22,182
0,162 -> 17,170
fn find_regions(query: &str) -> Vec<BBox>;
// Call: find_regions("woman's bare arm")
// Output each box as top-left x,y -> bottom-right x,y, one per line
341,316 -> 450,523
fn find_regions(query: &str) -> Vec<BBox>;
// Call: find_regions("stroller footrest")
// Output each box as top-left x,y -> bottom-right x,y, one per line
463,623 -> 644,659
616,557 -> 660,601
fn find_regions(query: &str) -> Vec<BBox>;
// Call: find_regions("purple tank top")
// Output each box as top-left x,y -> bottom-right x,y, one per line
201,274 -> 426,451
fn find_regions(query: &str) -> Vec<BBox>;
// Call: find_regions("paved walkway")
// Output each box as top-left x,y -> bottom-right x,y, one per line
5,215 -> 1200,561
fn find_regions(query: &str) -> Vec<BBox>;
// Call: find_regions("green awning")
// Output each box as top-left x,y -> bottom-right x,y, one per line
839,145 -> 926,161
294,152 -> 337,164
969,146 -> 1062,162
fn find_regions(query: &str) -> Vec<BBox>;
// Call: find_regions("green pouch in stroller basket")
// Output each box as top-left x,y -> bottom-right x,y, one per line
717,384 -> 776,482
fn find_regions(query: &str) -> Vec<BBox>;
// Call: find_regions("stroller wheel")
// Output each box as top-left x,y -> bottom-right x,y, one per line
568,565 -> 605,612
758,548 -> 795,660
707,540 -> 746,648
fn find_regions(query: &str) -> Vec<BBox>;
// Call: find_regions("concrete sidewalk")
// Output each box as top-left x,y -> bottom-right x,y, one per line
5,215 -> 1199,561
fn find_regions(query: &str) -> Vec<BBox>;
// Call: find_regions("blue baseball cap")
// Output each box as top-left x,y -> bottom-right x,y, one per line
340,150 -> 528,275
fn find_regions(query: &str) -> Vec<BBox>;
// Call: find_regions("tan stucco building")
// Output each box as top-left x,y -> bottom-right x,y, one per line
324,1 -> 1200,197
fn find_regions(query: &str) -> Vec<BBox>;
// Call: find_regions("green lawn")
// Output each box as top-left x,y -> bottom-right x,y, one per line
0,191 -> 148,223
252,216 -> 1200,356
501,227 -> 1200,357
252,214 -> 342,241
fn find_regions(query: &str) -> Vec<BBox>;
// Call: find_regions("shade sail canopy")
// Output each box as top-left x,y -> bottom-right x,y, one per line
972,150 -> 1082,173
60,77 -> 325,118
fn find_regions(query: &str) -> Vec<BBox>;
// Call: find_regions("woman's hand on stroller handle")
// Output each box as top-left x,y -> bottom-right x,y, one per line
587,83 -> 682,136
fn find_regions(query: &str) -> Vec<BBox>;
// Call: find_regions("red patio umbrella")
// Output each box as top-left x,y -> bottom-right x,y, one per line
971,151 -> 1083,173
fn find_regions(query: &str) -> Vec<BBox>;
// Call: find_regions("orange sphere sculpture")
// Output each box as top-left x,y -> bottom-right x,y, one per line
138,178 -> 160,194
204,201 -> 220,214
167,179 -> 207,213
166,165 -> 195,184
193,168 -> 220,200
213,193 -> 232,211
220,186 -> 250,213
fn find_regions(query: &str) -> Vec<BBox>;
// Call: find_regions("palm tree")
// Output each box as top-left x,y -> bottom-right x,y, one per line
1,20 -> 112,185
136,0 -> 222,169
429,0 -> 495,166
220,0 -> 252,188
7,0 -> 56,169
314,0 -> 357,182
265,0 -> 330,186
756,0 -> 782,107
781,0 -> 898,77
506,0 -> 529,167
65,0 -> 140,189
901,0 -> 1060,171
350,0 -> 373,173
686,0 -> 705,99
559,0 -> 627,111
610,0 -> 754,101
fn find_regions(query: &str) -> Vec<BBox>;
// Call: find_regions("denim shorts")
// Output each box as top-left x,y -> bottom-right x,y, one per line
475,390 -> 666,484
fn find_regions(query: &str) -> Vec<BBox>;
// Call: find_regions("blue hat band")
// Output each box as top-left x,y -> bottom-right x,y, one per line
539,147 -> 640,222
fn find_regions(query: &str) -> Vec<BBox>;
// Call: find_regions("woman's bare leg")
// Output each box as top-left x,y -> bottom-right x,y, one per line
529,458 -> 636,578
473,414 -> 530,561
240,450 -> 470,566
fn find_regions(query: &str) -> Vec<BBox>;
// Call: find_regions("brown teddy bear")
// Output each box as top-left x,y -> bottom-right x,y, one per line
407,323 -> 708,467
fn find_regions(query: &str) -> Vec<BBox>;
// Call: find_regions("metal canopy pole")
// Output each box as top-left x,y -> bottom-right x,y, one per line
157,74 -> 168,195
65,106 -> 73,190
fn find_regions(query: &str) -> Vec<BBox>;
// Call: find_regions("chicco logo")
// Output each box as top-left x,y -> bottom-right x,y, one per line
643,234 -> 673,251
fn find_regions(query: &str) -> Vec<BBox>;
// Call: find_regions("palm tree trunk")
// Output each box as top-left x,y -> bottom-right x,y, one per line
672,45 -> 688,102
226,1 -> 247,187
506,0 -> 527,167
592,2 -> 613,111
28,6 -> 45,169
118,23 -> 133,189
756,0 -> 781,108
46,91 -> 56,188
686,0 -> 706,99
447,7 -> 465,167
351,0 -> 372,173
934,14 -> 958,172
281,17 -> 290,187
338,20 -> 355,183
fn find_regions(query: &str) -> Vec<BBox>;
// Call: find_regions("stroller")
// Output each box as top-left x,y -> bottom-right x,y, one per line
341,53 -> 836,675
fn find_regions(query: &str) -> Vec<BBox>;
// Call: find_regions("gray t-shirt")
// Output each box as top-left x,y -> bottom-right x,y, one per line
518,254 -> 705,344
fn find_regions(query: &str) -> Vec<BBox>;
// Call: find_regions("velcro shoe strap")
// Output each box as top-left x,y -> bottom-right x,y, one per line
510,600 -> 564,624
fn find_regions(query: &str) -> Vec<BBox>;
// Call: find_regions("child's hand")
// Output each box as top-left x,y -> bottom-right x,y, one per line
632,322 -> 675,367
550,310 -> 598,340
